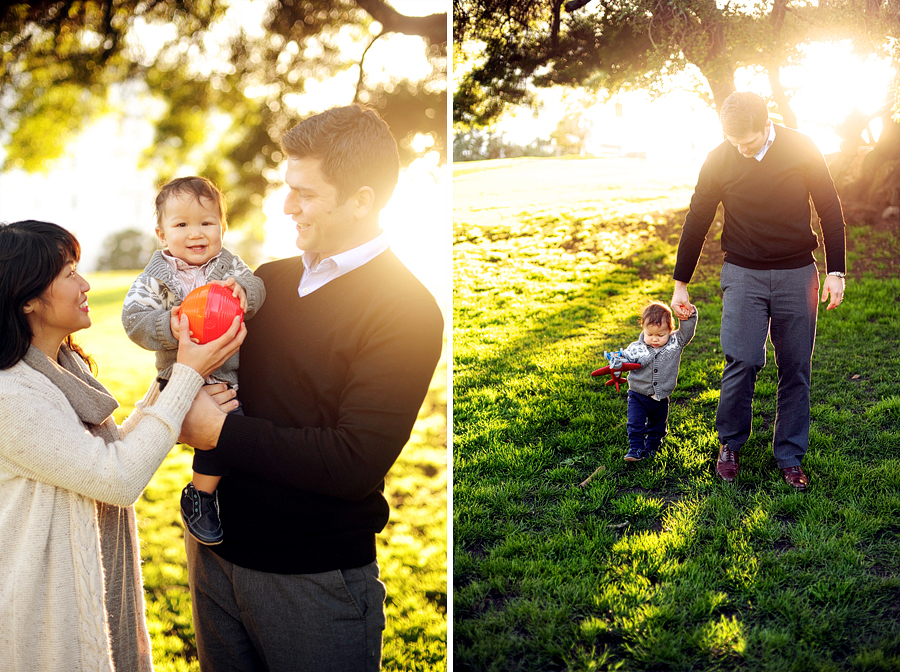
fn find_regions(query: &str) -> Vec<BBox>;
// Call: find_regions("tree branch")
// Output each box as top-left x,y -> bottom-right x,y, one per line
354,0 -> 446,46
565,0 -> 594,12
354,29 -> 385,103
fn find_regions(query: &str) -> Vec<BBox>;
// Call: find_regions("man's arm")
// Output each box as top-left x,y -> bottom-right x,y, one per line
805,138 -> 846,276
671,150 -> 722,318
179,297 -> 444,501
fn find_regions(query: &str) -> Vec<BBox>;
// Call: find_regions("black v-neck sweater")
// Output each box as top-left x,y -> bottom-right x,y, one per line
674,125 -> 846,283
208,250 -> 443,573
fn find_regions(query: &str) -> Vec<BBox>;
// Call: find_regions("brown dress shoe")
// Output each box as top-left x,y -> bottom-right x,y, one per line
782,465 -> 809,491
716,446 -> 738,482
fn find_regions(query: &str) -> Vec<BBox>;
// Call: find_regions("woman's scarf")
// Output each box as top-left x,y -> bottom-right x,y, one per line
22,344 -> 153,672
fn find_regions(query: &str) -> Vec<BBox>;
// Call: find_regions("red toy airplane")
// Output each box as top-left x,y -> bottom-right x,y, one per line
591,350 -> 641,392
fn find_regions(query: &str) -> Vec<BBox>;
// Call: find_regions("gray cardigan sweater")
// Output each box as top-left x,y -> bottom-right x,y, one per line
122,248 -> 265,385
621,309 -> 698,400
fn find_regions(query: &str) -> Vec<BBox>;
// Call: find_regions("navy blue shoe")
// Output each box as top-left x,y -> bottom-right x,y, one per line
181,482 -> 223,545
624,447 -> 651,462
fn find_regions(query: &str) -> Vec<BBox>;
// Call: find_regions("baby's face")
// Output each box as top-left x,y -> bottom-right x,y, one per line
642,323 -> 672,348
156,193 -> 224,267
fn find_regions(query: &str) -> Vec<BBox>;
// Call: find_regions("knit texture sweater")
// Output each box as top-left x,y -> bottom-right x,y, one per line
206,250 -> 444,574
0,362 -> 203,671
122,247 -> 266,386
674,125 -> 846,283
621,309 -> 697,400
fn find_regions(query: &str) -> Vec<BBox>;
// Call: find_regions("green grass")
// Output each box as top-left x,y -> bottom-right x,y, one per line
80,271 -> 447,671
452,158 -> 900,671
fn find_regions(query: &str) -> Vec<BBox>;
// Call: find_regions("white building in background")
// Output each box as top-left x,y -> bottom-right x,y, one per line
0,90 -> 160,272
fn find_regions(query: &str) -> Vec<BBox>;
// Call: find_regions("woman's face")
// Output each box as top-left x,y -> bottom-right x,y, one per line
25,257 -> 91,356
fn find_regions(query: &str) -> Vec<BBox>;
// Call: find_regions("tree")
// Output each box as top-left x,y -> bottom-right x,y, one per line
454,0 -> 893,125
1,0 -> 447,230
455,0 -> 900,215
95,228 -> 158,271
550,107 -> 592,155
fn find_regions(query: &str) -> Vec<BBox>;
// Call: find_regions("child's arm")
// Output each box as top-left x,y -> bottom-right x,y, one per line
122,274 -> 179,351
675,307 -> 699,346
620,341 -> 654,366
223,254 -> 266,319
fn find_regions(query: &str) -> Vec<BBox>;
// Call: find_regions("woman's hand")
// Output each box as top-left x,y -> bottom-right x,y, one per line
175,313 -> 246,378
203,382 -> 240,413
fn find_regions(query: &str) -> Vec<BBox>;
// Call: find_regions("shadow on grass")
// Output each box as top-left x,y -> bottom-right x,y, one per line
453,210 -> 900,671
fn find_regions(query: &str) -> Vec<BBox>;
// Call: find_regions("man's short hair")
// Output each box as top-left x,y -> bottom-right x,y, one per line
281,105 -> 400,212
719,92 -> 769,137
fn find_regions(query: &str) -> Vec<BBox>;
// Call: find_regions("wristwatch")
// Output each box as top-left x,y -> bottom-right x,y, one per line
827,271 -> 846,278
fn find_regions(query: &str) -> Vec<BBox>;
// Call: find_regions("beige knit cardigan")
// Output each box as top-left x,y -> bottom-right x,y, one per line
0,361 -> 203,671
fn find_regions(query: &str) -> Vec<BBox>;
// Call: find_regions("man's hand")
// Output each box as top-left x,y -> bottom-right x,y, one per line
821,274 -> 845,311
179,387 -> 228,450
210,277 -> 248,312
671,281 -> 693,320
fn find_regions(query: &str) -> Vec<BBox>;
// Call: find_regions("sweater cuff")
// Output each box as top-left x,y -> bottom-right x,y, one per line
156,363 -> 204,414
215,412 -> 266,470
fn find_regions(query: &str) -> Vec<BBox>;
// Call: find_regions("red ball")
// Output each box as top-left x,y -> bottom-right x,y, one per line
177,284 -> 244,344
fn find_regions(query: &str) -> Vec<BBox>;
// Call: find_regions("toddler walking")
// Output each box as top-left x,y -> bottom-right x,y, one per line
612,301 -> 697,461
122,176 -> 265,544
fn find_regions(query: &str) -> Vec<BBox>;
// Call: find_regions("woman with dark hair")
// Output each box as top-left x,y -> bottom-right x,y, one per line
0,220 -> 245,672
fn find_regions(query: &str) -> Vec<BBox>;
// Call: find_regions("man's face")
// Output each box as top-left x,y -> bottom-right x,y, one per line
283,157 -> 364,265
725,120 -> 771,158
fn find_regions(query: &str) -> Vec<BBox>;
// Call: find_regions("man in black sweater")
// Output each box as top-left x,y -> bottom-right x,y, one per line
179,105 -> 444,670
671,91 -> 846,491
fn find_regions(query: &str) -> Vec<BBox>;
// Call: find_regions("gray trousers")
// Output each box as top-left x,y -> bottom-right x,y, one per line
186,535 -> 386,672
716,262 -> 819,468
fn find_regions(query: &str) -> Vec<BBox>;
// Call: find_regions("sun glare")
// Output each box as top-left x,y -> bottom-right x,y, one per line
262,153 -> 449,307
492,40 -> 895,160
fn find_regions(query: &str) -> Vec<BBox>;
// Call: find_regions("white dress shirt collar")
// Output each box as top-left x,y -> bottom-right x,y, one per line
754,122 -> 776,162
298,232 -> 390,297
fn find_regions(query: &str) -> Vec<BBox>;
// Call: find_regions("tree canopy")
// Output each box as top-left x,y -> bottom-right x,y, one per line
1,0 -> 447,229
454,0 -> 897,128
455,0 -> 900,215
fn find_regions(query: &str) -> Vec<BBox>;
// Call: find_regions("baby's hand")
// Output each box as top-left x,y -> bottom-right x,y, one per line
211,278 -> 248,312
170,307 -> 182,340
171,307 -> 200,344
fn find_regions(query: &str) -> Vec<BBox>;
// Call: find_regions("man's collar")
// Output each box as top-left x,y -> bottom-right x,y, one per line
301,232 -> 389,273
753,121 -> 776,161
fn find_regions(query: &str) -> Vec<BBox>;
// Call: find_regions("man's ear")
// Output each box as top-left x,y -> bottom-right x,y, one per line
352,186 -> 376,219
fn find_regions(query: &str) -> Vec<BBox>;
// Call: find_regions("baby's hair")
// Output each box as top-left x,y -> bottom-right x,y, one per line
640,301 -> 675,331
155,176 -> 228,233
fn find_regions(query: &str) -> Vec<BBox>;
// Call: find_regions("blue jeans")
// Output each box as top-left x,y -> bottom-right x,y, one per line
627,390 -> 669,455
716,262 -> 819,468
186,536 -> 386,671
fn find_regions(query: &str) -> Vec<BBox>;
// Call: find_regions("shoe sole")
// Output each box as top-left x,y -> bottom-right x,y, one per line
716,466 -> 737,483
180,512 -> 224,546
624,456 -> 643,462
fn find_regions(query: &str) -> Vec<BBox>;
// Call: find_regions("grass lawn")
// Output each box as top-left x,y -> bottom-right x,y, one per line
452,157 -> 900,671
80,271 -> 447,671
